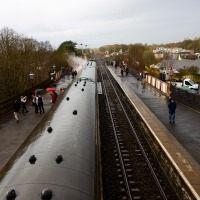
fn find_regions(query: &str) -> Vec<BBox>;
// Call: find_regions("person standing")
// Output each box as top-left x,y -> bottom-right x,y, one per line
125,66 -> 129,75
32,94 -> 36,106
35,94 -> 39,113
168,99 -> 177,123
38,94 -> 45,114
51,91 -> 57,103
121,68 -> 124,76
74,70 -> 77,77
72,70 -> 75,79
32,94 -> 38,113
21,96 -> 29,113
13,100 -> 20,123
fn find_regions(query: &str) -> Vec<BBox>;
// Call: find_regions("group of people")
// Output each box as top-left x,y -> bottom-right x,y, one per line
72,70 -> 77,79
13,90 -> 58,123
13,95 -> 29,123
32,93 -> 45,114
120,63 -> 129,76
13,94 -> 44,123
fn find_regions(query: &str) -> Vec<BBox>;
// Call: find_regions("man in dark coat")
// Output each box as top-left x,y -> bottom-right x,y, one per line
13,100 -> 20,123
168,99 -> 177,123
38,94 -> 45,113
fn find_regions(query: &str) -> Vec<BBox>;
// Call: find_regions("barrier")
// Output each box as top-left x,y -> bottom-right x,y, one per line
156,80 -> 160,90
161,82 -> 168,93
144,74 -> 200,112
146,75 -> 168,94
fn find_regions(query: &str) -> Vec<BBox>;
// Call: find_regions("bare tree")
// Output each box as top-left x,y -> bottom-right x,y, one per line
0,27 -> 53,100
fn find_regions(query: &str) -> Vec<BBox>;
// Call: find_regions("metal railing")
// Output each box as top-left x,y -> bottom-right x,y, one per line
130,68 -> 200,113
172,86 -> 200,112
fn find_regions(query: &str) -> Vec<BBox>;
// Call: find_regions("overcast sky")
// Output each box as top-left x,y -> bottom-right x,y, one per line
0,0 -> 199,49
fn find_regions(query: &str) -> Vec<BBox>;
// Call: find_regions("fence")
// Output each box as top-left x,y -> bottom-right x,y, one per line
130,69 -> 200,113
128,68 -> 168,94
145,75 -> 168,94
0,70 -> 66,117
171,87 -> 200,112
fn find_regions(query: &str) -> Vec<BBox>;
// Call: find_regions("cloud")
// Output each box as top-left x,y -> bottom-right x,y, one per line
0,0 -> 199,48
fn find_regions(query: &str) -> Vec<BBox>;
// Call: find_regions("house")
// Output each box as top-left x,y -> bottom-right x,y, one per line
157,58 -> 200,74
177,50 -> 192,59
154,51 -> 164,59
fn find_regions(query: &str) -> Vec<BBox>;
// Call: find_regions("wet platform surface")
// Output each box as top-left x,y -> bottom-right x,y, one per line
108,66 -> 200,197
109,66 -> 200,165
1,65 -> 200,197
0,75 -> 73,171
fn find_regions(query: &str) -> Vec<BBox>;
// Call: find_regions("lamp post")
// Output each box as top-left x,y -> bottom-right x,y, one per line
84,45 -> 87,54
169,66 -> 173,97
50,73 -> 55,80
52,65 -> 57,84
136,61 -> 139,80
29,73 -> 35,95
168,53 -> 173,97
79,44 -> 87,55
53,65 -> 56,73
80,44 -> 83,54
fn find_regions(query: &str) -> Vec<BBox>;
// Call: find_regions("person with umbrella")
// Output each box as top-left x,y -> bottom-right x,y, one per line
51,91 -> 57,103
46,88 -> 57,103
38,94 -> 45,113
46,88 -> 56,92
34,89 -> 44,113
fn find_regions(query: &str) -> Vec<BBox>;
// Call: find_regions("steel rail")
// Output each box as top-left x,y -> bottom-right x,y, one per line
101,65 -> 168,200
100,65 -> 133,199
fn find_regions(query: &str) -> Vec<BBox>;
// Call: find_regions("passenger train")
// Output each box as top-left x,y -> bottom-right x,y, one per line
0,60 -> 100,200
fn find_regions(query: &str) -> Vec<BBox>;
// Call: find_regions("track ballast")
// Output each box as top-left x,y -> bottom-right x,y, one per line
98,64 -> 180,200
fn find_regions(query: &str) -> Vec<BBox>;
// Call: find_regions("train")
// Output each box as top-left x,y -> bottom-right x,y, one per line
0,60 -> 100,200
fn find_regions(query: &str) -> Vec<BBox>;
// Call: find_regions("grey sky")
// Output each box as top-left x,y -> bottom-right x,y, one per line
0,0 -> 199,49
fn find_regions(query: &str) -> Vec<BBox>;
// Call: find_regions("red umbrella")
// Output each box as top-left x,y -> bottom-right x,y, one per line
46,88 -> 55,92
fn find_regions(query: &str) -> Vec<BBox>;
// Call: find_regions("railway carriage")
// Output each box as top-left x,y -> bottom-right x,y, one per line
0,60 -> 99,200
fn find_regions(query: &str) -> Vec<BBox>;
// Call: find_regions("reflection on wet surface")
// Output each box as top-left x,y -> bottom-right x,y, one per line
109,65 -> 200,167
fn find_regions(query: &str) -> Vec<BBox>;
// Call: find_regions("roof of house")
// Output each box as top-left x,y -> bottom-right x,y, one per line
157,58 -> 200,73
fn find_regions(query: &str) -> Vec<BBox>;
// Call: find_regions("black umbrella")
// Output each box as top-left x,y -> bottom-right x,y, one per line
35,89 -> 45,94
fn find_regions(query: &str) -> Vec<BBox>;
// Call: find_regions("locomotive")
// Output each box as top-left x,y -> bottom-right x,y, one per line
0,60 -> 100,200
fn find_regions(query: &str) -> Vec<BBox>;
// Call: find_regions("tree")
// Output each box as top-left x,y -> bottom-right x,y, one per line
143,51 -> 155,67
188,39 -> 200,51
52,40 -> 79,69
57,41 -> 77,53
0,27 -> 53,100
180,39 -> 193,49
129,44 -> 145,70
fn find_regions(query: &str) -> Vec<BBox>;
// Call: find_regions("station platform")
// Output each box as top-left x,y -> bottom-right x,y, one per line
108,65 -> 200,198
1,64 -> 200,198
0,75 -> 73,171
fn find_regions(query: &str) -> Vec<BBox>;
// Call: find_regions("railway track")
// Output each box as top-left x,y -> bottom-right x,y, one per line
98,64 -> 180,200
